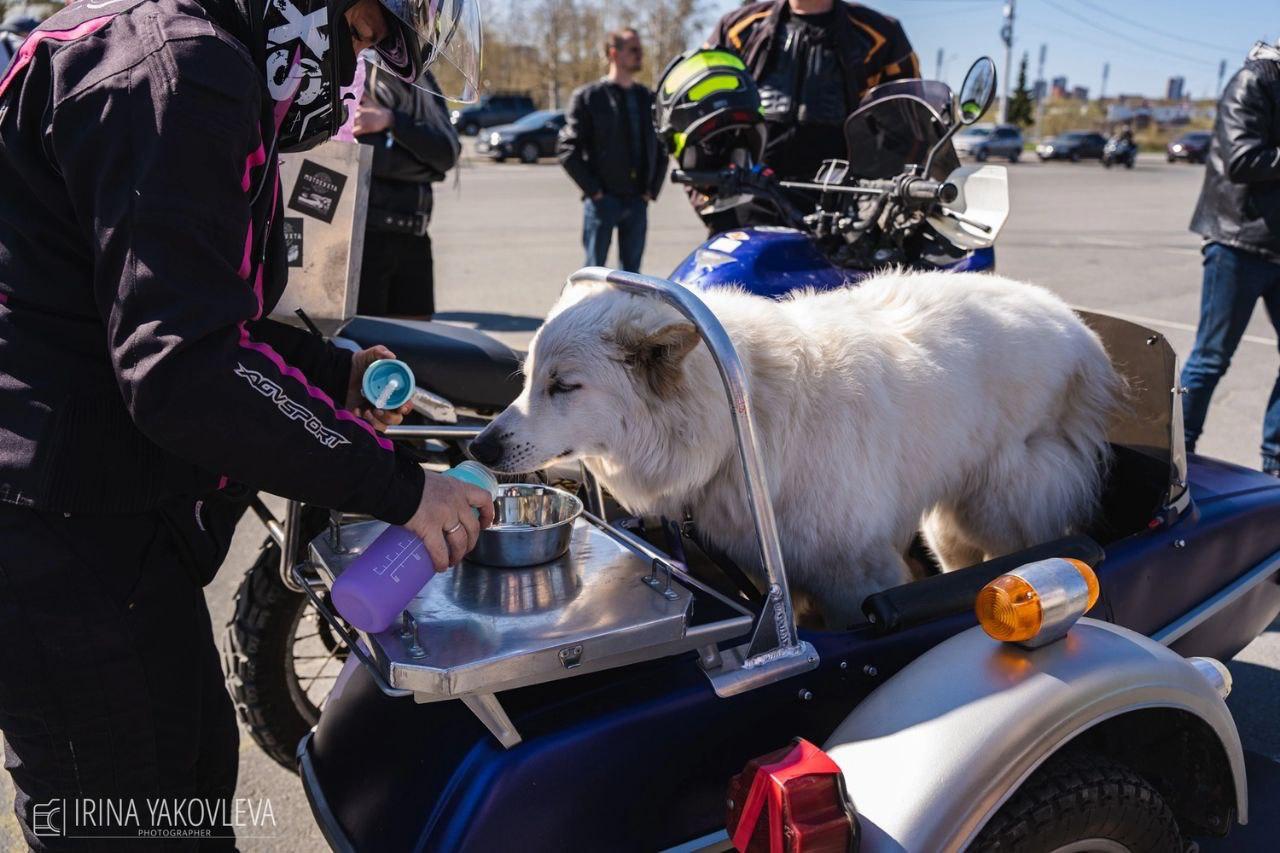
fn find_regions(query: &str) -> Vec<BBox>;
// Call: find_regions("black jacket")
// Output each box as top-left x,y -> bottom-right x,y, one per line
362,65 -> 460,220
558,78 -> 666,200
1190,43 -> 1280,261
708,1 -> 918,181
0,0 -> 424,520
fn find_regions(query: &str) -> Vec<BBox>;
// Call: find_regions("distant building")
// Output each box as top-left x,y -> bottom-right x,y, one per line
1071,85 -> 1089,101
1166,76 -> 1185,101
1032,79 -> 1047,100
1051,75 -> 1068,99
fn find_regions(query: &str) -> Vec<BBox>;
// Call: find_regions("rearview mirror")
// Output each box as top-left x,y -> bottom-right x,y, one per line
958,57 -> 997,125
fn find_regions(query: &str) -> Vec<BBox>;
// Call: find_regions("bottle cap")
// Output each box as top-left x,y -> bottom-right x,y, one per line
362,359 -> 415,410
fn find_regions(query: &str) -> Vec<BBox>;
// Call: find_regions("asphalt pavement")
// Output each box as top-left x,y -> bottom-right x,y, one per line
4,150 -> 1278,850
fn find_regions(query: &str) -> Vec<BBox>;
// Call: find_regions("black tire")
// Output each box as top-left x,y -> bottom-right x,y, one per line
1009,150 -> 1020,163
1167,155 -> 1176,163
1126,158 -> 1135,169
462,122 -> 479,136
223,511 -> 336,771
519,142 -> 540,164
972,750 -> 1181,853
975,148 -> 989,162
1103,159 -> 1112,169
1070,151 -> 1080,162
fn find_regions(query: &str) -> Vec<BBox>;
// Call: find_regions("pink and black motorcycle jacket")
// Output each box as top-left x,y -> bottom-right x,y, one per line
0,0 -> 425,521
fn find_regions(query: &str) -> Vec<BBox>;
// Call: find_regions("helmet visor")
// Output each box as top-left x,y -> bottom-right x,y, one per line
369,0 -> 483,103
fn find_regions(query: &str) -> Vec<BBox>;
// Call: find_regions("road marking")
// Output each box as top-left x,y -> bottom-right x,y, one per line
1077,306 -> 1279,348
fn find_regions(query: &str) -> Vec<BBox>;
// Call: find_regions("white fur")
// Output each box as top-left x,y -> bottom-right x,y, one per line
475,271 -> 1122,627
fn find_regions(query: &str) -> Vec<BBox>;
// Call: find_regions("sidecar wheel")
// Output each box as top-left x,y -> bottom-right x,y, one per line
223,513 -> 337,771
972,750 -> 1181,853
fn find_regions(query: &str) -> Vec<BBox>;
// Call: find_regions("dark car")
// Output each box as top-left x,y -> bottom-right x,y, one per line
475,110 -> 566,163
1167,130 -> 1211,164
1036,131 -> 1107,161
450,93 -> 536,136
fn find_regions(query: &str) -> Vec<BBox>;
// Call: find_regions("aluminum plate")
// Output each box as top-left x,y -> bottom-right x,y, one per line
310,518 -> 752,698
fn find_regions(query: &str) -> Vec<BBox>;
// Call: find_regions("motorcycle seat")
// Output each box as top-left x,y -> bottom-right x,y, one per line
337,316 -> 523,413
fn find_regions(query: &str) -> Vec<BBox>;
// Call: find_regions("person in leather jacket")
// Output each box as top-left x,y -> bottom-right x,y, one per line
1182,40 -> 1280,475
558,27 -> 666,273
0,0 -> 490,846
706,0 -> 919,183
354,64 -> 460,317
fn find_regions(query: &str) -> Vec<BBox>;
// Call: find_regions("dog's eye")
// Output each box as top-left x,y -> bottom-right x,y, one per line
548,378 -> 582,397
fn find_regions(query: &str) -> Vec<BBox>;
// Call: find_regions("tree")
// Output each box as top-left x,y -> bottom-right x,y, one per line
1006,52 -> 1035,127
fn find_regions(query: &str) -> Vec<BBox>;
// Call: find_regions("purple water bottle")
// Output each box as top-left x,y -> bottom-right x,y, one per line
331,461 -> 498,633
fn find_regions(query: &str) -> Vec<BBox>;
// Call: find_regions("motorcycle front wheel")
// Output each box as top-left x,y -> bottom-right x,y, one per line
222,508 -> 338,771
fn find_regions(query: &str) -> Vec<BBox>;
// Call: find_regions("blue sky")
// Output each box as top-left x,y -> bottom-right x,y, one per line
705,0 -> 1277,99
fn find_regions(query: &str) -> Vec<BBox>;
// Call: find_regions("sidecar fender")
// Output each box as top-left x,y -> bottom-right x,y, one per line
822,618 -> 1246,853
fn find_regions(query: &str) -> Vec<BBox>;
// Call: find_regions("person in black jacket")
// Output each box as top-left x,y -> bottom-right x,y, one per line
0,0 -> 488,846
354,63 -> 460,317
558,27 -> 666,273
1182,40 -> 1280,476
706,0 -> 918,184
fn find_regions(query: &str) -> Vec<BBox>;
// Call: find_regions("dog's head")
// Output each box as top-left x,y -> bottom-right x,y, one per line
470,283 -> 722,505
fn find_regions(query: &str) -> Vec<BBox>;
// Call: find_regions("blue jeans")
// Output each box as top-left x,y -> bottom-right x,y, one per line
583,194 -> 647,273
1180,242 -> 1280,471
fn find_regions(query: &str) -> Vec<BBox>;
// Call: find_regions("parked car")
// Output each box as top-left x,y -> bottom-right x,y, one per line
953,123 -> 1023,162
475,110 -> 566,163
1167,130 -> 1212,163
1036,131 -> 1107,161
450,93 -> 536,136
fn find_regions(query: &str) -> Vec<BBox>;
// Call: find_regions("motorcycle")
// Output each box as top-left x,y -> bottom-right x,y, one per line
288,59 -> 1277,851
1102,136 -> 1138,169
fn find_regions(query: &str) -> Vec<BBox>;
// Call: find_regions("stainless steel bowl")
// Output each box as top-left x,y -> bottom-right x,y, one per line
468,484 -> 584,568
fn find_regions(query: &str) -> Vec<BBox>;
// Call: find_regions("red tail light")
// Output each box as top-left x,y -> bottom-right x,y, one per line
726,738 -> 858,853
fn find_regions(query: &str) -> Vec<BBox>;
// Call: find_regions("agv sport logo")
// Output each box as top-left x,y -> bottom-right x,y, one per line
236,363 -> 350,448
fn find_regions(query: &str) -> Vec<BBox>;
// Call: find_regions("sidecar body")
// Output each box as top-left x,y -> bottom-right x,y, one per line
299,270 -> 1279,852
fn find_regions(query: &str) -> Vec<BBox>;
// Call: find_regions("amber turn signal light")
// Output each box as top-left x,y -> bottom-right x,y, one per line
975,558 -> 1100,647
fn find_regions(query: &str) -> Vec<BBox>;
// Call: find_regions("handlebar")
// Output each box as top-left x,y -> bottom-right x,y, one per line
902,178 -> 959,204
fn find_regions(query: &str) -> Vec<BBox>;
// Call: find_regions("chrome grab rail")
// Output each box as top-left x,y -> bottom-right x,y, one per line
569,267 -> 816,692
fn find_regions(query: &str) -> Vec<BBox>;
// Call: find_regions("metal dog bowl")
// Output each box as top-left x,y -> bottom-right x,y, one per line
468,484 -> 584,568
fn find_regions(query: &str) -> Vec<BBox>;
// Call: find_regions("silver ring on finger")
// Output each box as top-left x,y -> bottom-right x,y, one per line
444,521 -> 464,536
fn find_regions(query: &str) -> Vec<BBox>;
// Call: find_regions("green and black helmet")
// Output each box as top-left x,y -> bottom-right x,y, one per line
653,49 -> 767,171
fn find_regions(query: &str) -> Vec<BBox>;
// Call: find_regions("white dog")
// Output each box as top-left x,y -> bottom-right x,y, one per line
469,271 -> 1122,627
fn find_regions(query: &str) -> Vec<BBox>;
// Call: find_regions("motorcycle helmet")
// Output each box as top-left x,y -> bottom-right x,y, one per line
653,49 -> 766,171
264,0 -> 482,152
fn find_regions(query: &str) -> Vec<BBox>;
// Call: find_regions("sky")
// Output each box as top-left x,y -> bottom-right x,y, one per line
705,0 -> 1278,100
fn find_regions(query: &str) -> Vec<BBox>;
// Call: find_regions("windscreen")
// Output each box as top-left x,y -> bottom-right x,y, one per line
843,80 -> 960,181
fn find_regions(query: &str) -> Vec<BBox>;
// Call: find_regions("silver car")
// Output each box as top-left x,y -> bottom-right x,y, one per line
953,123 -> 1023,162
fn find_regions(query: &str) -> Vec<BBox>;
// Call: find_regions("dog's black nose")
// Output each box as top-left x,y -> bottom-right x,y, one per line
468,429 -> 504,466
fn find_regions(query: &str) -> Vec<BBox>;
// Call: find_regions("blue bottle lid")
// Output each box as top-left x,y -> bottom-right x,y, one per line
361,358 -> 415,410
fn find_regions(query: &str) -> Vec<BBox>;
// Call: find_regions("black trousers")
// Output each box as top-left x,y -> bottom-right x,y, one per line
358,229 -> 435,317
0,502 -> 239,850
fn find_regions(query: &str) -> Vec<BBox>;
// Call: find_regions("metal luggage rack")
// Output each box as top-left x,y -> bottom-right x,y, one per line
300,268 -> 818,747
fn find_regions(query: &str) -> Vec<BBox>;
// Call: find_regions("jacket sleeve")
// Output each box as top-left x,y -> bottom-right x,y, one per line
877,17 -> 920,83
1219,65 -> 1280,183
375,68 -> 460,177
648,91 -> 668,200
244,317 -> 353,404
53,35 -> 425,523
557,86 -> 602,198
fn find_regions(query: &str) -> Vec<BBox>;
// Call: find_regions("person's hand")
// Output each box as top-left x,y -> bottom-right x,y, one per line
591,191 -> 605,201
642,193 -> 653,203
346,345 -> 413,430
352,103 -> 394,136
404,471 -> 496,569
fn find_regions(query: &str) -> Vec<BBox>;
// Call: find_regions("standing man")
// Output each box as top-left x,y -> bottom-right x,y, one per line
558,27 -> 666,273
354,64 -> 460,318
1183,39 -> 1280,476
706,0 -> 919,183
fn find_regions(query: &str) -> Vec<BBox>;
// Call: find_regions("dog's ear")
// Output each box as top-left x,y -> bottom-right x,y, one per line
618,323 -> 700,399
